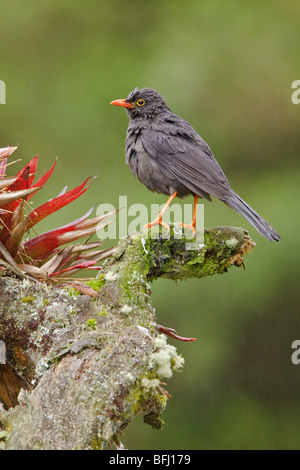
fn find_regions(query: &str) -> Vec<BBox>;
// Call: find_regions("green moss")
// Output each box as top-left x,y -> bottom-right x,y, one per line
144,412 -> 165,430
21,296 -> 36,303
119,284 -> 132,300
122,374 -> 167,431
98,310 -> 107,316
0,429 -> 8,450
86,275 -> 106,292
86,318 -> 97,329
0,430 -> 8,440
127,386 -> 146,415
68,287 -> 81,297
91,439 -> 104,450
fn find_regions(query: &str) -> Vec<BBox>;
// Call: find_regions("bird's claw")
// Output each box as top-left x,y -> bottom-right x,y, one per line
178,222 -> 196,234
144,219 -> 169,233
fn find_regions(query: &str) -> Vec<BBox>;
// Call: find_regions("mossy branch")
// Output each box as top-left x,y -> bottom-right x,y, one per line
0,226 -> 254,450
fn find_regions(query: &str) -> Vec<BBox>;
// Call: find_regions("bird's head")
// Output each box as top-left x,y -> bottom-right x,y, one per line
110,87 -> 169,119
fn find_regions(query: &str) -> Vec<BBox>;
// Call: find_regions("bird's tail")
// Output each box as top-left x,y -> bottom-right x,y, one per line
225,191 -> 281,242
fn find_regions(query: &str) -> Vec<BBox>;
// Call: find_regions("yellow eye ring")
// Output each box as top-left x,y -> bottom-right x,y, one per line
136,99 -> 145,107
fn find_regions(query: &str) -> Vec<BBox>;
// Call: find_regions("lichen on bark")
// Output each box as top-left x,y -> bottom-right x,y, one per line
0,225 -> 255,450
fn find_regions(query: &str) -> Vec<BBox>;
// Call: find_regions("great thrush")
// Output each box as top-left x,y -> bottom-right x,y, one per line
111,87 -> 281,241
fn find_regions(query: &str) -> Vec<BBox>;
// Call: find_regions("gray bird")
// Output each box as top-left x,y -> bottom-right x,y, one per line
111,87 -> 281,241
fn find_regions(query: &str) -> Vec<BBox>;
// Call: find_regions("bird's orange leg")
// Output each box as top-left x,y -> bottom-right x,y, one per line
179,195 -> 199,233
144,191 -> 177,231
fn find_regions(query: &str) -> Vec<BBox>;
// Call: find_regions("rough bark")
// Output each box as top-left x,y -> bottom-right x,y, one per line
0,225 -> 255,450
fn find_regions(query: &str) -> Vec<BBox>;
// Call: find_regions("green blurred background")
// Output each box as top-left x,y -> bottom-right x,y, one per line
1,0 -> 300,450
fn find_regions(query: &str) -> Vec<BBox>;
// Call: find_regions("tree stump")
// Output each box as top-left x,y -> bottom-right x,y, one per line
0,226 -> 255,450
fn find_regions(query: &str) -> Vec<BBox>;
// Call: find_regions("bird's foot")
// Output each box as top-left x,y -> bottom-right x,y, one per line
178,222 -> 196,234
157,324 -> 197,342
144,217 -> 169,232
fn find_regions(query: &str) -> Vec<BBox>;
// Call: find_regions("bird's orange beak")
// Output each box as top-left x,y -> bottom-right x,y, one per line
110,99 -> 135,109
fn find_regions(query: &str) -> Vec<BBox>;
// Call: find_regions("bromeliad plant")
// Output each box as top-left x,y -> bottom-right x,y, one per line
0,146 -> 116,285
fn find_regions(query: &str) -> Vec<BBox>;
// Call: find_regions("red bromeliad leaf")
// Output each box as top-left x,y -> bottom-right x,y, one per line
40,242 -> 111,275
72,213 -> 114,231
19,237 -> 59,263
26,158 -> 57,200
0,167 -> 39,239
50,260 -> 100,276
40,246 -> 74,275
0,240 -> 25,277
0,146 -> 18,161
4,217 -> 29,259
18,263 -> 48,279
1,201 -> 26,256
11,199 -> 26,230
26,176 -> 97,230
0,158 -> 7,178
0,177 -> 18,190
0,155 -> 54,197
56,220 -> 111,245
64,241 -> 104,254
0,147 -> 116,283
20,238 -> 57,261
40,205 -> 95,235
0,187 -> 38,207
21,208 -> 114,260
54,213 -> 116,247
27,155 -> 38,187
5,165 -> 30,192
80,266 -> 102,270
22,207 -> 95,258
1,166 -> 31,219
76,247 -> 117,262
15,155 -> 38,187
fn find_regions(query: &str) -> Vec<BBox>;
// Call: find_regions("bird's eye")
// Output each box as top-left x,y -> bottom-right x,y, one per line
136,99 -> 145,107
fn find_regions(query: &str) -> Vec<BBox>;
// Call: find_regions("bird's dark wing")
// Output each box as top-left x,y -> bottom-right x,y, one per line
140,118 -> 232,201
